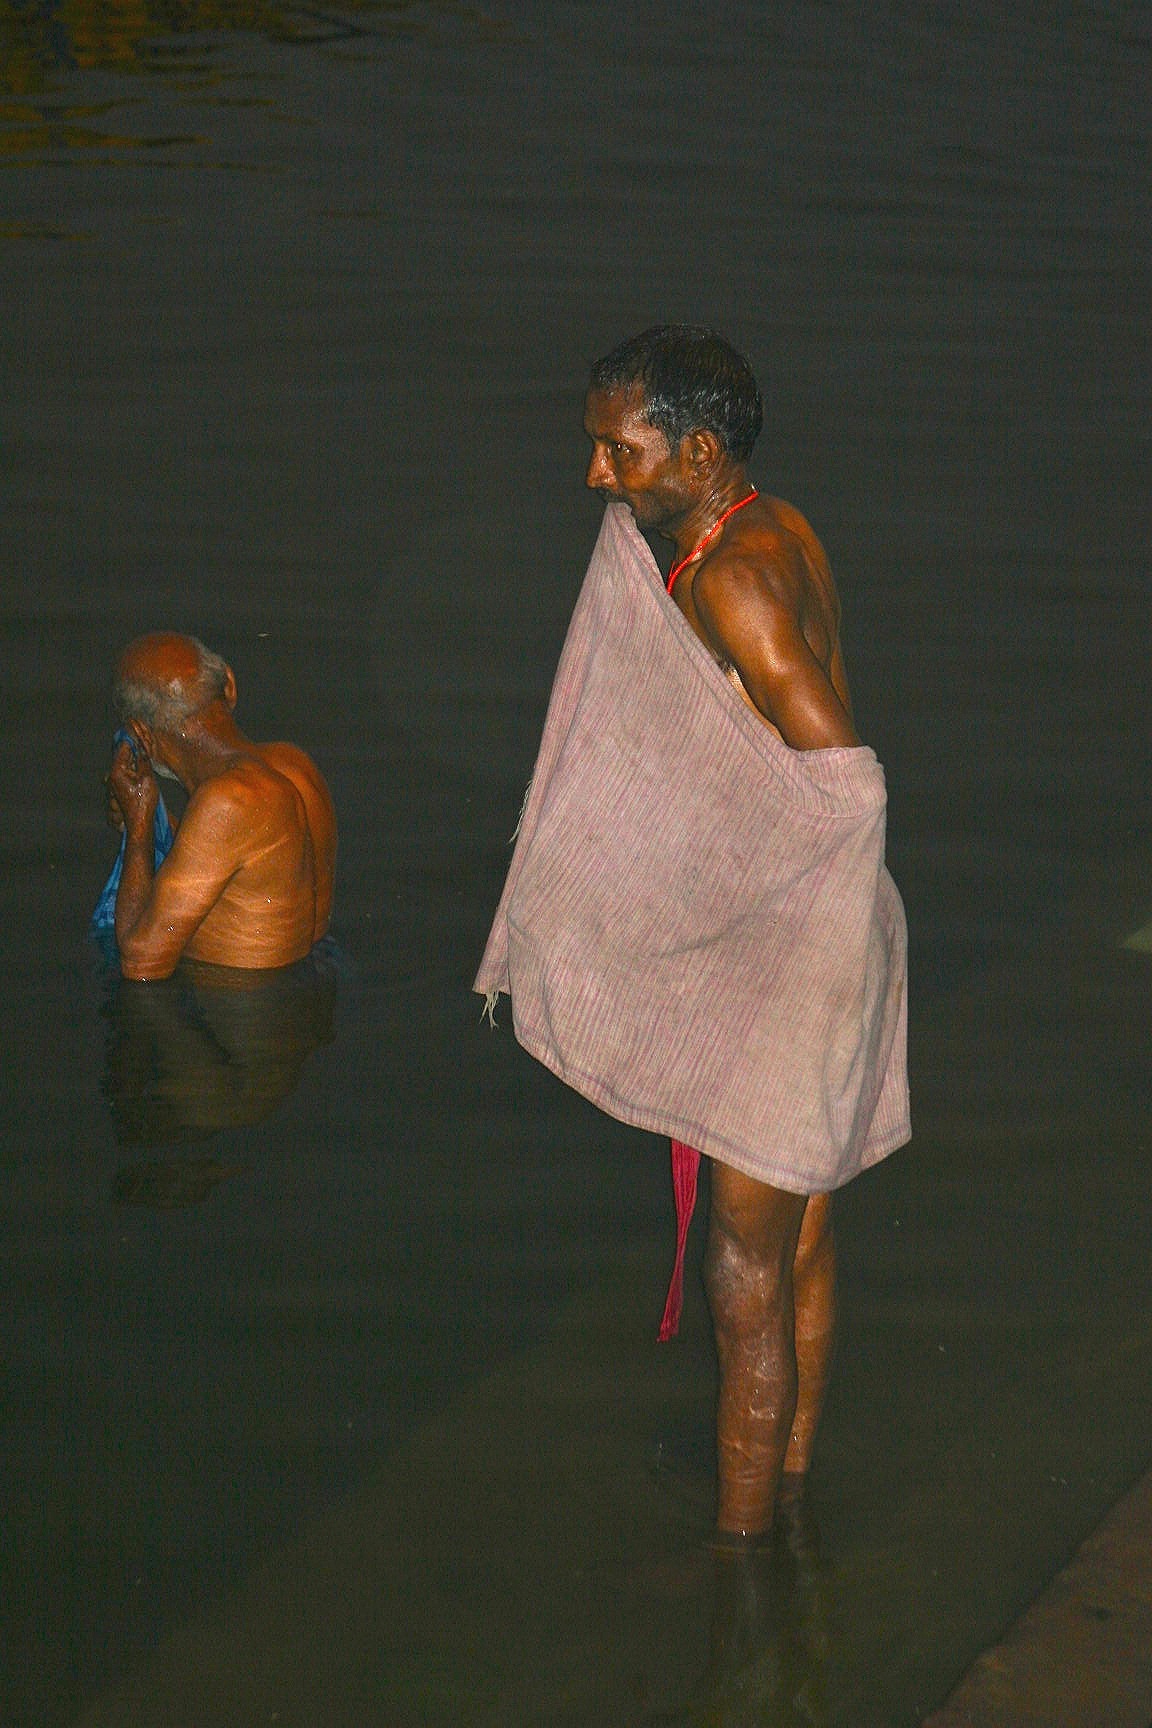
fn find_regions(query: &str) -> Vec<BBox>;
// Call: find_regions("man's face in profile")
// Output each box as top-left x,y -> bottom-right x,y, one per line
583,385 -> 691,534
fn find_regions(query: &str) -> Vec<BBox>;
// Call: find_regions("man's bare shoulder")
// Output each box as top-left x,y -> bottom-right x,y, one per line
691,496 -> 844,689
258,742 -> 333,804
184,754 -> 299,832
762,496 -> 832,568
258,740 -> 321,774
695,501 -> 811,615
723,496 -> 837,603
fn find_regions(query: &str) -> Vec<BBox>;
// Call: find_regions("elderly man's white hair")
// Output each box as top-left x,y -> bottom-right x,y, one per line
113,636 -> 230,731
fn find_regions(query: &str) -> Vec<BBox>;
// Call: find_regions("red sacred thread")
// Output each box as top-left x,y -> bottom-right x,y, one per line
658,1139 -> 702,1341
665,489 -> 759,594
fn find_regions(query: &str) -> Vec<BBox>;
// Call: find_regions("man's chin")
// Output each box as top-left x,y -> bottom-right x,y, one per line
601,493 -> 647,526
153,762 -> 181,784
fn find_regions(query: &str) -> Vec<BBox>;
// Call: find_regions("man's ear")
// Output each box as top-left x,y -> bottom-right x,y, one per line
683,427 -> 724,480
223,666 -> 238,710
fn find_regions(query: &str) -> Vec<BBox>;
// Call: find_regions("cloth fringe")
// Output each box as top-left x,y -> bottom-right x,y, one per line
510,777 -> 533,842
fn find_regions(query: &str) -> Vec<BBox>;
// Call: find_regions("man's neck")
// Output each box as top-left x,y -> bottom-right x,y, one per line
669,467 -> 754,564
164,709 -> 253,793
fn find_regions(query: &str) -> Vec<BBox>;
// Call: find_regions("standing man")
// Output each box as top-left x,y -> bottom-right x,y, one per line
476,326 -> 908,1543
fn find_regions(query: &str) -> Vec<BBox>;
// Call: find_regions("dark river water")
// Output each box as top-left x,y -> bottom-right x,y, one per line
2,3 -> 1150,1723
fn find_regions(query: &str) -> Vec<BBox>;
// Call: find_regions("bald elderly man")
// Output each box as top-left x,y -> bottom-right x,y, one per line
105,634 -> 336,980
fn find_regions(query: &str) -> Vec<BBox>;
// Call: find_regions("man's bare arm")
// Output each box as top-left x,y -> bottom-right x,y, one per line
692,555 -> 859,751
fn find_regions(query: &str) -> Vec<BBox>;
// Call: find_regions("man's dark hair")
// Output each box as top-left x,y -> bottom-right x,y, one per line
589,325 -> 763,463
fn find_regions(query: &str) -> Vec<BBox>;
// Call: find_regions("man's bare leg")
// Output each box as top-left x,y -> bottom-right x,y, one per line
704,1164 -> 810,1538
782,1191 -> 836,1489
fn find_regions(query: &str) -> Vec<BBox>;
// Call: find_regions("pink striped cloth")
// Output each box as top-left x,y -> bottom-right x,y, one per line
475,504 -> 910,1295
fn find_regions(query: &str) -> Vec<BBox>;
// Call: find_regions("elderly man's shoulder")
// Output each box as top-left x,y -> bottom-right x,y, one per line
256,743 -> 338,855
200,747 -> 319,809
179,747 -> 336,875
258,742 -> 336,832
183,756 -> 286,830
259,741 -> 332,795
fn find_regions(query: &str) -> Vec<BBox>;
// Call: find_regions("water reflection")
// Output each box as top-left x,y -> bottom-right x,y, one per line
98,938 -> 340,1203
655,1512 -> 830,1727
0,0 -> 498,97
0,0 -> 506,172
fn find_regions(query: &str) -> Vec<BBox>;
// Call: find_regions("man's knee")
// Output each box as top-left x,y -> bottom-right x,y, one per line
708,1163 -> 806,1278
704,1216 -> 793,1338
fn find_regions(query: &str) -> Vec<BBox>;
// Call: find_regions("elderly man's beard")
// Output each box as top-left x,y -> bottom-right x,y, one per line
152,761 -> 181,784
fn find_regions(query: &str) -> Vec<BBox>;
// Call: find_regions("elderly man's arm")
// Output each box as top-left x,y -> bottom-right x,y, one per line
114,782 -> 247,980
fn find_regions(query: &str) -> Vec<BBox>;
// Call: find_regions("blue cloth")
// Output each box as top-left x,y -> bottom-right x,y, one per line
92,729 -> 176,930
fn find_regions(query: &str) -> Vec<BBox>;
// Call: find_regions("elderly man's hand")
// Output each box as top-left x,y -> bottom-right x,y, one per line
104,772 -> 125,832
108,735 -> 158,838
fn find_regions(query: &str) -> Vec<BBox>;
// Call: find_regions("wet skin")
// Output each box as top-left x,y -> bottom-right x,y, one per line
108,635 -> 337,981
584,385 -> 856,1536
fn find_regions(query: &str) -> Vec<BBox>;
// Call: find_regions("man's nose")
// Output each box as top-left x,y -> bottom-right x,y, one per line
585,446 -> 611,489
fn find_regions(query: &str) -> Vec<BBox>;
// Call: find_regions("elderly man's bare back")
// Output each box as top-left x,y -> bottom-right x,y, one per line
160,745 -> 335,972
